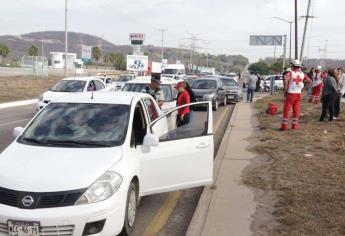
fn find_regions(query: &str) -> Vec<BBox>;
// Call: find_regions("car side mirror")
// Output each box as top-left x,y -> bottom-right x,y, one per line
13,127 -> 24,138
143,133 -> 159,147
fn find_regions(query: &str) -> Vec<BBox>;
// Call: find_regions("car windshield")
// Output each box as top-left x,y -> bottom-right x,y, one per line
50,80 -> 86,92
192,80 -> 217,89
221,79 -> 237,87
163,69 -> 179,75
118,75 -> 131,82
18,103 -> 130,147
123,83 -> 173,102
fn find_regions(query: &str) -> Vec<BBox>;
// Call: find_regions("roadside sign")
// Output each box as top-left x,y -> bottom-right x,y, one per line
127,55 -> 149,71
129,33 -> 145,45
249,35 -> 283,46
81,45 -> 92,63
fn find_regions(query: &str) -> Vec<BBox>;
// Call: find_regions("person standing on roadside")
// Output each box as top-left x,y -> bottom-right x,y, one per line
309,66 -> 324,104
247,71 -> 258,103
338,68 -> 345,98
281,60 -> 312,131
175,81 -> 191,127
319,69 -> 338,123
334,69 -> 342,119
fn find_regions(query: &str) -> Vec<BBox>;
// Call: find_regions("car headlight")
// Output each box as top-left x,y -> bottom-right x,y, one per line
38,94 -> 43,101
76,171 -> 123,205
203,94 -> 215,100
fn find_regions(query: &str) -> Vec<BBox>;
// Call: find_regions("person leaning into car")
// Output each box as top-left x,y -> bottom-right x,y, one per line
144,73 -> 165,107
175,81 -> 190,127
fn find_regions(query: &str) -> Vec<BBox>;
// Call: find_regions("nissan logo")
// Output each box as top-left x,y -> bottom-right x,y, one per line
22,196 -> 34,207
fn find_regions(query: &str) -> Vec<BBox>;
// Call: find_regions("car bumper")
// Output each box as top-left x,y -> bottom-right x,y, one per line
226,94 -> 242,101
0,187 -> 127,236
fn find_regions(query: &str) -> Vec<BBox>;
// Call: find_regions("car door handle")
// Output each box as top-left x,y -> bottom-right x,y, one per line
196,143 -> 209,149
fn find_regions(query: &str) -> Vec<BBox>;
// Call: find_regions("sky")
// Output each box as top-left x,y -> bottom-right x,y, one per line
0,0 -> 344,62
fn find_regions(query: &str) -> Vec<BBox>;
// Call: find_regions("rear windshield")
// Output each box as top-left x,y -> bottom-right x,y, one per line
123,83 -> 173,102
50,80 -> 86,92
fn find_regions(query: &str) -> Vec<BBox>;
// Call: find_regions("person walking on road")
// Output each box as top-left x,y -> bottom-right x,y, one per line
247,72 -> 258,103
319,69 -> 338,123
281,60 -> 312,131
175,81 -> 191,127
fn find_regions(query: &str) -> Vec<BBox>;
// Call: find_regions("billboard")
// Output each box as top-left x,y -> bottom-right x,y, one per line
127,55 -> 149,71
81,45 -> 92,63
129,33 -> 145,45
249,35 -> 283,46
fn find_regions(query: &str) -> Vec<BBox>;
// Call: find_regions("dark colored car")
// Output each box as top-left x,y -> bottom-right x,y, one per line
191,77 -> 227,111
220,77 -> 242,103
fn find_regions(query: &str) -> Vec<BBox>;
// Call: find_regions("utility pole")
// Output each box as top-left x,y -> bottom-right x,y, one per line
300,0 -> 314,62
319,40 -> 328,67
41,31 -> 44,58
64,0 -> 68,77
158,29 -> 167,62
294,0 -> 298,60
283,35 -> 287,71
182,35 -> 202,73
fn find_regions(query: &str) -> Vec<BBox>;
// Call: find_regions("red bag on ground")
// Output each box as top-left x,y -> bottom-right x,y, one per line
267,103 -> 278,116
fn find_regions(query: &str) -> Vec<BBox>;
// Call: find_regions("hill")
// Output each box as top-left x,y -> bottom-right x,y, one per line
0,31 -> 248,73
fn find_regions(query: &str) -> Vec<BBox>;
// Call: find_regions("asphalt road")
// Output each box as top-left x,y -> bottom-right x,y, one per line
0,103 -> 234,236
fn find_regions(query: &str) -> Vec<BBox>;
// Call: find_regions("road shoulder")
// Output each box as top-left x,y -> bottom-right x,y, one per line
186,101 -> 259,236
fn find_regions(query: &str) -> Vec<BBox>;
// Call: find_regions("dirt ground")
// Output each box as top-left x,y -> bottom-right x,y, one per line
0,75 -> 62,103
243,91 -> 345,236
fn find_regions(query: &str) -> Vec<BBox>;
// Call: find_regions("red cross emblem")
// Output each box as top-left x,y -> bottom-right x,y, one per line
293,75 -> 303,85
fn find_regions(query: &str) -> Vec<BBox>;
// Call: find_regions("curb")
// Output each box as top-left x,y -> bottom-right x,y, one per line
186,104 -> 239,236
0,99 -> 37,109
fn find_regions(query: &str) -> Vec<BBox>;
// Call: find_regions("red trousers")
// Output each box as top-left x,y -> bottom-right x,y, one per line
309,83 -> 323,104
281,93 -> 301,130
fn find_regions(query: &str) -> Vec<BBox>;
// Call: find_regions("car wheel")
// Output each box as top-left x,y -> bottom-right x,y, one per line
213,100 -> 219,111
121,182 -> 137,235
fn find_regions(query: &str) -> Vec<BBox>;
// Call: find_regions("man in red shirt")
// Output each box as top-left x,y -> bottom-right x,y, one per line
175,82 -> 191,127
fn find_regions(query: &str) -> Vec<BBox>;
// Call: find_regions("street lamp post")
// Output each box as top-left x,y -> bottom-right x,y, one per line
273,17 -> 303,64
64,0 -> 68,77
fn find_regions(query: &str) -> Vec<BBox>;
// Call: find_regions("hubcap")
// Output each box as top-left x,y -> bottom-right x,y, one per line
127,189 -> 136,228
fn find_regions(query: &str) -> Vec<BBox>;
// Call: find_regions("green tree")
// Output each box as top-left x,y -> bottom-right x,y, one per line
109,52 -> 126,70
248,60 -> 271,75
92,46 -> 102,65
28,45 -> 39,56
0,43 -> 11,64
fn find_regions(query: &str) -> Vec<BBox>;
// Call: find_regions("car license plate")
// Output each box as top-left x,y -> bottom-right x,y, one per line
8,220 -> 40,236
227,95 -> 234,99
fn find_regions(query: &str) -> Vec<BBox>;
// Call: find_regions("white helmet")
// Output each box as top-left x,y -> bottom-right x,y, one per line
287,67 -> 292,72
316,65 -> 322,71
292,59 -> 302,67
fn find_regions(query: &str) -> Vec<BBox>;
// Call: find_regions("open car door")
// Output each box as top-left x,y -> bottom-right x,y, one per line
140,102 -> 214,196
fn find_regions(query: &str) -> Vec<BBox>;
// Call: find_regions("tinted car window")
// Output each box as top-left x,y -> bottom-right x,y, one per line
191,80 -> 217,89
50,80 -> 86,92
123,83 -> 173,102
94,80 -> 105,90
19,103 -> 130,147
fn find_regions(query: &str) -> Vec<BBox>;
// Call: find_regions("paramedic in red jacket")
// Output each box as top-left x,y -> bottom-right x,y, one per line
308,65 -> 324,104
175,81 -> 191,127
281,60 -> 312,131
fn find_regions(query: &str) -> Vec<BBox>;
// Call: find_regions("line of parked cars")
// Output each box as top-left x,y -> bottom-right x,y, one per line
0,72 -> 244,236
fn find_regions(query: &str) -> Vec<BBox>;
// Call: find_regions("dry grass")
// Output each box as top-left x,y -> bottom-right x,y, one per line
243,91 -> 345,236
0,75 -> 62,103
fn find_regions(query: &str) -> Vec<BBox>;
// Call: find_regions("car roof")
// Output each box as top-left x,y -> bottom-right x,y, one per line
126,76 -> 178,85
52,91 -> 148,105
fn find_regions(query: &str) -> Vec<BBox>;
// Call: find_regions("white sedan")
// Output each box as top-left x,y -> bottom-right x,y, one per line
260,75 -> 284,91
36,77 -> 110,111
0,92 -> 214,236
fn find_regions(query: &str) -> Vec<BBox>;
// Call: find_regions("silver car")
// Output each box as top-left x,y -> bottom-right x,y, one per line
220,77 -> 242,103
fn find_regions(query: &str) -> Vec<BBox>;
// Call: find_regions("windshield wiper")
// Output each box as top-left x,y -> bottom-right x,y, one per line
20,137 -> 47,145
44,140 -> 113,147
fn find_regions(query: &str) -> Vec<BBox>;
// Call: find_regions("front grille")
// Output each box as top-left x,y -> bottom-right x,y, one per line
0,223 -> 74,236
0,187 -> 85,209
